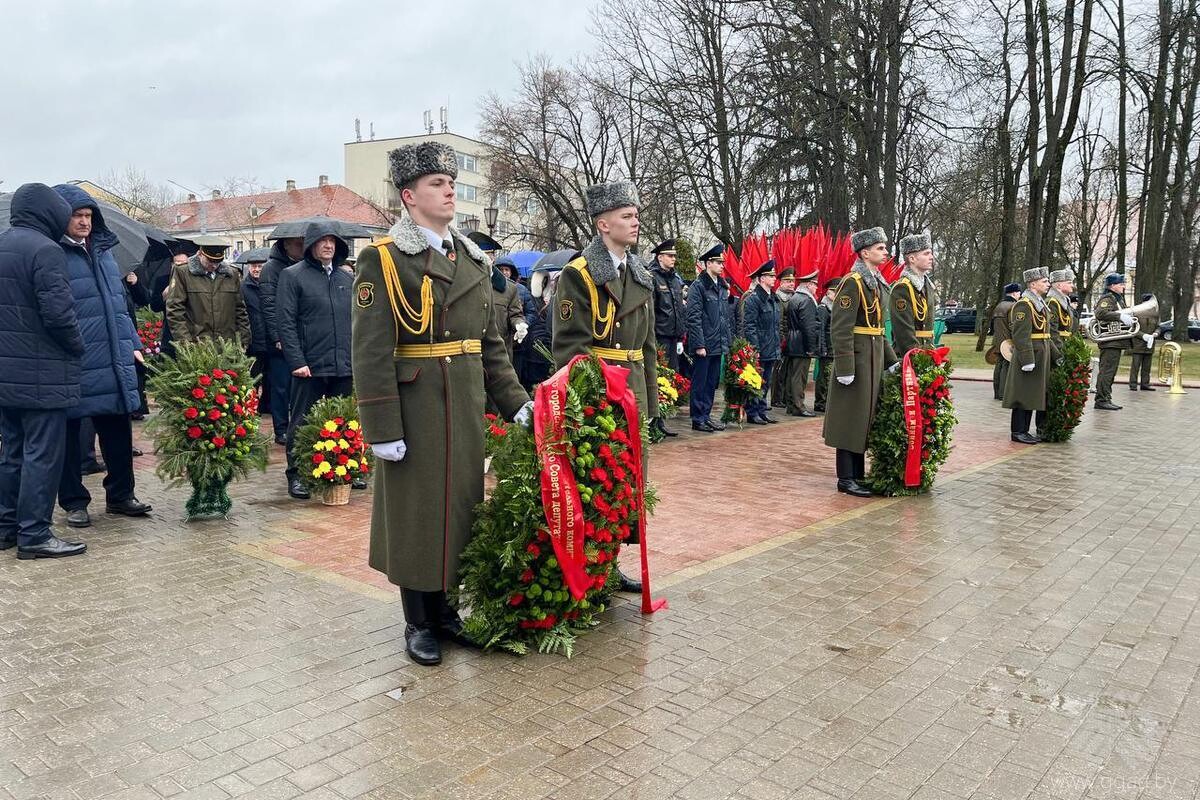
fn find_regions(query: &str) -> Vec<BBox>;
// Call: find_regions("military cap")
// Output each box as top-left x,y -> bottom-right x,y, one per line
797,267 -> 819,282
584,181 -> 639,218
777,267 -> 795,280
1105,273 -> 1127,287
651,238 -> 676,255
467,230 -> 502,252
1023,267 -> 1049,283
388,141 -> 458,189
899,232 -> 931,255
697,243 -> 724,262
188,235 -> 230,262
1049,268 -> 1075,284
850,226 -> 887,253
749,259 -> 776,279
1003,282 -> 1021,294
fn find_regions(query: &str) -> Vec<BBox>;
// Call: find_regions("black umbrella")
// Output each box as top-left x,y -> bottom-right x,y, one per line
235,247 -> 272,264
266,216 -> 377,240
0,192 -> 149,274
532,248 -> 580,272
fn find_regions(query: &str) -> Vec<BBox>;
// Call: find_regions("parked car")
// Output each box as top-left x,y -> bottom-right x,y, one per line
1078,312 -> 1094,336
940,308 -> 978,334
1157,319 -> 1200,341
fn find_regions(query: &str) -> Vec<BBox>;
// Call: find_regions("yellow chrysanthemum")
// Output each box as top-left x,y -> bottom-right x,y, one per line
741,365 -> 763,390
317,462 -> 332,475
337,439 -> 349,450
346,459 -> 359,470
311,468 -> 322,478
323,421 -> 338,433
334,466 -> 347,477
348,420 -> 360,431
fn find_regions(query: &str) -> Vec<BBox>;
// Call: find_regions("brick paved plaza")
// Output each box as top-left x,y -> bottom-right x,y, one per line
2,379 -> 1197,800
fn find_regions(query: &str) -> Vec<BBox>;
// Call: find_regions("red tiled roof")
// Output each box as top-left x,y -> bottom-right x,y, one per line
162,184 -> 394,234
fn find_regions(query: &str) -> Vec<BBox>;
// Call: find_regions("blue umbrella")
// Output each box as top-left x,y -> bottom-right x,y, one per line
504,250 -> 545,278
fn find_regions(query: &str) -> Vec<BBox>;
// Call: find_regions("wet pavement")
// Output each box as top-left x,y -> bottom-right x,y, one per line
1,379 -> 1197,799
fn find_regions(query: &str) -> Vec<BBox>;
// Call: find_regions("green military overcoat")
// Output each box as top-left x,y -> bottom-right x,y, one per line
1045,288 -> 1076,360
1094,290 -> 1132,351
1002,292 -> 1050,411
352,217 -> 529,592
823,262 -> 898,453
165,255 -> 251,345
889,269 -> 938,357
552,236 -> 659,422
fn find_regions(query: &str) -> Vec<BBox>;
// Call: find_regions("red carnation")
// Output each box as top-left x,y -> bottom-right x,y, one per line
208,408 -> 221,421
226,370 -> 237,378
508,594 -> 524,607
187,426 -> 202,439
312,454 -> 325,464
338,454 -> 349,465
212,369 -> 225,379
198,375 -> 212,386
212,436 -> 226,448
214,393 -> 227,405
520,569 -> 534,583
233,404 -> 244,415
191,387 -> 206,399
184,407 -> 199,420
235,425 -> 247,437
526,543 -> 541,557
360,463 -> 369,474
583,406 -> 595,417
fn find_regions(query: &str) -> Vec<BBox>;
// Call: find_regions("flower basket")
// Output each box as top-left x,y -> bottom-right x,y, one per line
1041,333 -> 1091,442
145,340 -> 269,520
720,338 -> 765,424
456,355 -> 664,657
322,483 -> 351,506
866,347 -> 957,496
292,395 -> 370,494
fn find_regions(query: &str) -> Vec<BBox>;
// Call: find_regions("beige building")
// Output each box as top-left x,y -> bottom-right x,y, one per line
344,131 -> 547,251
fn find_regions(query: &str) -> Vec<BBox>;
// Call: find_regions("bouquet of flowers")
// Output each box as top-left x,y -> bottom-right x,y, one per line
457,355 -> 662,657
866,347 -> 957,496
655,347 -> 690,408
721,337 -> 765,423
146,339 -> 268,518
292,395 -> 370,504
1041,333 -> 1092,442
136,309 -> 164,357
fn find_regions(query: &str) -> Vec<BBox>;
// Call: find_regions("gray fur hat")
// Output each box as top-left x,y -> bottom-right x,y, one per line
585,181 -> 639,218
1049,268 -> 1075,284
899,232 -> 931,255
1022,267 -> 1050,283
389,142 -> 458,189
851,226 -> 887,253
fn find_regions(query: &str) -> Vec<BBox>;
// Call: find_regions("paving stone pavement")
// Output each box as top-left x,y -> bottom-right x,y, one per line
1,380 -> 1197,800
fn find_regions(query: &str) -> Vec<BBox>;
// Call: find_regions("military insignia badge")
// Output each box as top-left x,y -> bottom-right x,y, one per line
356,282 -> 374,308
1015,311 -> 1026,321
838,296 -> 851,309
559,300 -> 574,321
896,299 -> 908,311
447,250 -> 456,262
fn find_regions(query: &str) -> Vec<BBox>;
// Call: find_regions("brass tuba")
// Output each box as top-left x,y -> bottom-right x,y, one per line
1087,296 -> 1158,342
1158,340 -> 1188,394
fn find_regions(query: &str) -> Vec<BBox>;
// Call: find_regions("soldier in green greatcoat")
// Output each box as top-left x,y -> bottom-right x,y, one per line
889,233 -> 938,357
1128,293 -> 1158,391
164,238 -> 251,346
552,181 -> 658,593
1045,268 -> 1078,362
822,226 -> 898,497
990,283 -> 1021,400
1093,273 -> 1133,411
1003,268 -> 1051,444
351,142 -> 531,667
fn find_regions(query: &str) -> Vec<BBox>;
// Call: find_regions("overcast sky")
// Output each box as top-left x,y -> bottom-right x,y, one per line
1,0 -> 595,196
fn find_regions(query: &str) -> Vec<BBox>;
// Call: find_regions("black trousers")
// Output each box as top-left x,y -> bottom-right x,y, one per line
134,360 -> 149,415
814,357 -> 832,411
285,375 -> 354,480
60,414 -> 136,511
1009,408 -> 1047,435
1129,352 -> 1153,387
835,448 -> 865,481
993,359 -> 1009,400
689,354 -> 723,423
266,351 -> 292,438
0,407 -> 67,545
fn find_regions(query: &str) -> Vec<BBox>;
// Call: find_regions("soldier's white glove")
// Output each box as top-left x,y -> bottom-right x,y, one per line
1142,333 -> 1154,347
886,363 -> 900,374
676,342 -> 684,355
514,321 -> 529,344
1021,363 -> 1035,372
1119,312 -> 1135,326
513,400 -> 534,429
837,375 -> 855,386
373,439 -> 407,462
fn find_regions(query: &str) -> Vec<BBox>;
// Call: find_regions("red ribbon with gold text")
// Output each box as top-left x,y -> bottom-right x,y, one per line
534,355 -> 667,613
900,346 -> 951,488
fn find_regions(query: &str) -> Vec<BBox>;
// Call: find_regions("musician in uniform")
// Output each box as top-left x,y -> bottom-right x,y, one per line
552,181 -> 658,594
989,283 -> 1021,400
889,233 -> 937,357
1003,268 -> 1051,444
1128,293 -> 1159,391
822,227 -> 898,497
1093,273 -> 1133,411
351,142 -> 532,666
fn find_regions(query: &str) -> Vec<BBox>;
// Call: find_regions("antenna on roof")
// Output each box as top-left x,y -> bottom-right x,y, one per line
423,109 -> 433,135
439,106 -> 448,133
354,118 -> 362,143
369,122 -> 375,141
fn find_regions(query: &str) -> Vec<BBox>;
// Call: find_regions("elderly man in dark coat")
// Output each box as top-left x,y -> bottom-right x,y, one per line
685,244 -> 733,432
277,222 -> 358,499
822,227 -> 898,497
353,142 -> 531,667
52,184 -> 152,530
259,237 -> 305,443
784,268 -> 821,417
0,184 -> 87,559
738,259 -> 782,424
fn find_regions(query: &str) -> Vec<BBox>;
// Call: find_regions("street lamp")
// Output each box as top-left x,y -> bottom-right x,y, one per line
484,205 -> 499,235
463,215 -> 480,233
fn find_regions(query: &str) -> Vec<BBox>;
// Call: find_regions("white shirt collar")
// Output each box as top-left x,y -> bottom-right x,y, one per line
416,224 -> 450,251
607,249 -> 626,274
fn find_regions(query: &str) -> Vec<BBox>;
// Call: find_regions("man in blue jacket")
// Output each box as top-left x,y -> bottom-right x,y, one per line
738,259 -> 782,424
277,222 -> 357,499
52,185 -> 152,529
685,244 -> 733,432
0,184 -> 87,559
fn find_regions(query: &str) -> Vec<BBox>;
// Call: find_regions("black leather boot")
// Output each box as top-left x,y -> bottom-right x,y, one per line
433,593 -> 477,647
400,589 -> 441,666
617,568 -> 642,593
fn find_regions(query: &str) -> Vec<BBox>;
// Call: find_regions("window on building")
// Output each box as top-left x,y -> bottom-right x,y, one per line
456,152 -> 477,172
525,197 -> 541,215
455,212 -> 471,227
249,239 -> 256,249
456,183 -> 477,202
495,192 -> 509,210
236,241 -> 243,252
